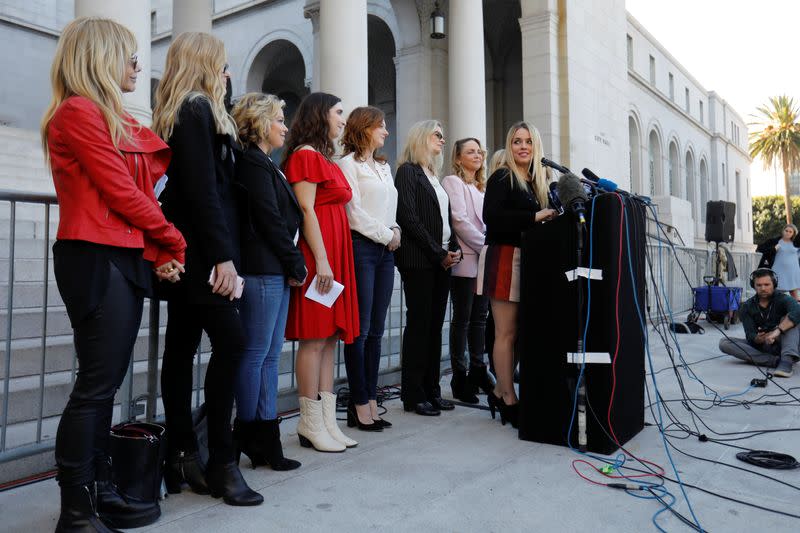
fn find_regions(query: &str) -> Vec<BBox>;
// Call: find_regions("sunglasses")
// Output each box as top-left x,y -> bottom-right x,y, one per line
129,55 -> 139,71
433,131 -> 445,141
223,63 -> 229,74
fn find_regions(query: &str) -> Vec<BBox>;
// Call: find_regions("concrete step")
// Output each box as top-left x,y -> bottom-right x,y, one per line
0,219 -> 58,240
0,281 -> 63,309
0,257 -> 56,283
0,204 -> 59,224
0,238 -> 57,259
0,300 -> 168,341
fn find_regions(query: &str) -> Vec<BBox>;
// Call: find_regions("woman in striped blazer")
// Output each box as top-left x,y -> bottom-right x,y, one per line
395,120 -> 461,417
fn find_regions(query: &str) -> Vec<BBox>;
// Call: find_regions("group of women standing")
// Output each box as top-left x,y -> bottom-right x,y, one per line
44,16 -> 557,533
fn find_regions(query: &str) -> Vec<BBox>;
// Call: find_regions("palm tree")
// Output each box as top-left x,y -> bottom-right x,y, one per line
749,95 -> 800,224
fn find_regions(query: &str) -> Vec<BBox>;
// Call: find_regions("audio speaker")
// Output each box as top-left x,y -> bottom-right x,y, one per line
518,194 -> 646,455
705,201 -> 735,243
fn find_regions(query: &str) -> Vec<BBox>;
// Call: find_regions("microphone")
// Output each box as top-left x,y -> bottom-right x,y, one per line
541,157 -> 570,174
556,172 -> 588,224
581,168 -> 623,194
548,182 -> 564,214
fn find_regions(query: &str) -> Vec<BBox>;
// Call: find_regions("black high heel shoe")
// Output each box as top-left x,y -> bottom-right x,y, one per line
347,403 -> 383,432
164,450 -> 209,495
497,399 -> 519,428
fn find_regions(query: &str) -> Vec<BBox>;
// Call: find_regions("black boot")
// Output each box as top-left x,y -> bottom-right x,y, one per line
233,418 -> 266,469
56,484 -> 121,533
468,364 -> 496,397
95,459 -> 160,529
164,450 -> 209,495
450,370 -> 479,403
261,419 -> 301,471
205,462 -> 264,506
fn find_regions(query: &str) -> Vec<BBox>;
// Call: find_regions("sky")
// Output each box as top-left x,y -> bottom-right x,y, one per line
625,0 -> 800,196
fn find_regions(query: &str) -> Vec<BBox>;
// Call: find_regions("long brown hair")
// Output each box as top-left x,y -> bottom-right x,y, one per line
451,137 -> 487,192
282,92 -> 341,166
340,106 -> 387,163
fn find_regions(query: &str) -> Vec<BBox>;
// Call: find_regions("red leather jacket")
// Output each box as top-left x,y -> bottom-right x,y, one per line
47,96 -> 185,265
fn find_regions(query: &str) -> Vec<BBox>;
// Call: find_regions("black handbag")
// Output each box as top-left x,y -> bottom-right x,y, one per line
109,422 -> 167,502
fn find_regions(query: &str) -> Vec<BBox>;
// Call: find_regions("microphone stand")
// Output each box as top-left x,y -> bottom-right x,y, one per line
574,209 -> 588,453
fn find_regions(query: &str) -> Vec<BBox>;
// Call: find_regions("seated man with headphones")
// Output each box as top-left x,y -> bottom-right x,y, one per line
719,268 -> 800,377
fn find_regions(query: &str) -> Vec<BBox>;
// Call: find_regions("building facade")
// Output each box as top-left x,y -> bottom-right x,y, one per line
0,0 -> 753,249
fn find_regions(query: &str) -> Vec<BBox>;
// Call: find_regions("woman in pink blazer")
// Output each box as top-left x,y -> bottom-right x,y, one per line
441,138 -> 494,403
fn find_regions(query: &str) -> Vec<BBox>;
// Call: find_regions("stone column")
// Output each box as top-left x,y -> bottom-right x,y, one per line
318,0 -> 368,113
448,0 -> 486,147
172,0 -> 212,36
75,0 -> 152,124
519,0 -> 561,163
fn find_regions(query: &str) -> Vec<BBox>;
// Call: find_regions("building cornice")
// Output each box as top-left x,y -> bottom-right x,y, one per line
152,0 -> 282,44
0,14 -> 59,38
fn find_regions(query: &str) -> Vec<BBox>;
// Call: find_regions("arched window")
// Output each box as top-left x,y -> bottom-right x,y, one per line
628,116 -> 641,193
685,151 -> 695,217
648,129 -> 662,196
700,158 -> 709,222
668,140 -> 680,197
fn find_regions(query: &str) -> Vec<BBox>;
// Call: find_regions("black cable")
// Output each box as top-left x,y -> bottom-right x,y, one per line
735,450 -> 800,470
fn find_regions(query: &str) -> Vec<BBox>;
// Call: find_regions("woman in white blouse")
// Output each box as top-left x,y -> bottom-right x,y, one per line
338,106 -> 400,431
441,138 -> 494,404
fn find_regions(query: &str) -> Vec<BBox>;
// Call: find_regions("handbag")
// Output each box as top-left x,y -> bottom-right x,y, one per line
109,422 -> 167,503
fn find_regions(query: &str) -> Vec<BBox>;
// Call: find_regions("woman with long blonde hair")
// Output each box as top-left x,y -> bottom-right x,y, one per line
43,17 -> 186,531
441,138 -> 493,403
153,32 -> 262,506
478,122 -> 557,427
395,120 -> 462,416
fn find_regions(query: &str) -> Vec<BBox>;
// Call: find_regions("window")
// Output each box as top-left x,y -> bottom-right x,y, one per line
627,35 -> 633,68
649,55 -> 656,85
150,10 -> 157,35
735,171 -> 742,228
685,88 -> 690,113
699,100 -> 704,124
722,163 -> 726,187
669,73 -> 674,100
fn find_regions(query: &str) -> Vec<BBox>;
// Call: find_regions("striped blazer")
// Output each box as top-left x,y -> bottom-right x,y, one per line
394,162 -> 460,271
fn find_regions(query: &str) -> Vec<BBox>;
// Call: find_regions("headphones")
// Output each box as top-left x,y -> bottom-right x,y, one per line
749,268 -> 778,289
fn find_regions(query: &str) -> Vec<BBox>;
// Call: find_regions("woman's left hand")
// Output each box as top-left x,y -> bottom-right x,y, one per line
155,259 -> 185,283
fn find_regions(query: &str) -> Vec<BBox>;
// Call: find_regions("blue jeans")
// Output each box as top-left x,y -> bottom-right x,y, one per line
344,237 -> 395,405
235,274 -> 289,421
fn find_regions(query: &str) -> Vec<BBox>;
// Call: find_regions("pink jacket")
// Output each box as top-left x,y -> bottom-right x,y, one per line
442,175 -> 486,278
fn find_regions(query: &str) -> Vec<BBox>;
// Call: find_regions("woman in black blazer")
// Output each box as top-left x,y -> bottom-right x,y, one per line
395,120 -> 461,416
230,93 -> 305,471
478,122 -> 557,428
152,32 -> 262,506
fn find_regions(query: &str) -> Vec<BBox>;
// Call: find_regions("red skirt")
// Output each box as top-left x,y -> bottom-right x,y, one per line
476,244 -> 521,302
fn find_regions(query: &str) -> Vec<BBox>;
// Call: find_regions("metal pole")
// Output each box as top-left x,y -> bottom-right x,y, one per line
36,204 -> 50,441
146,300 -> 160,421
1,201 -> 16,451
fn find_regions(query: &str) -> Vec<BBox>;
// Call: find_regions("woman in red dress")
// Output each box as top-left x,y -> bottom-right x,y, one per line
283,92 -> 359,453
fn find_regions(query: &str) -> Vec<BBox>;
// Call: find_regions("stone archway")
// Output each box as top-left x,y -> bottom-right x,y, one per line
368,14 -> 398,168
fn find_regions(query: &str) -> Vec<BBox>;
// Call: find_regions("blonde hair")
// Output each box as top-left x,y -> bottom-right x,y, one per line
502,122 -> 549,208
231,92 -> 285,149
152,32 -> 236,141
41,16 -> 138,160
398,120 -> 444,175
489,149 -> 506,175
784,224 -> 798,238
451,137 -> 487,192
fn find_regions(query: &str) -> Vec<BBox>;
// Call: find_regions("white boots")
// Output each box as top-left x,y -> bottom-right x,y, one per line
319,391 -> 358,448
296,395 -> 352,453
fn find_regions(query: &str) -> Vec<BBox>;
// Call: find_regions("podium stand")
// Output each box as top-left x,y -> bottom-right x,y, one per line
517,194 -> 646,454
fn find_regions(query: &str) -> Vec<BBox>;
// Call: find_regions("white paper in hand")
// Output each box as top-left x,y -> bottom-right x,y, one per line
304,275 -> 344,308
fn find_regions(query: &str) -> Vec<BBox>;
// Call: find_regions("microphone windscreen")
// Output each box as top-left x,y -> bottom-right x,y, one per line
597,178 -> 618,192
556,172 -> 588,207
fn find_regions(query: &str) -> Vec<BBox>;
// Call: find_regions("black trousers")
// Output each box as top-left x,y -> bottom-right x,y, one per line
160,296 -> 245,464
449,276 -> 489,372
55,262 -> 143,487
399,268 -> 450,405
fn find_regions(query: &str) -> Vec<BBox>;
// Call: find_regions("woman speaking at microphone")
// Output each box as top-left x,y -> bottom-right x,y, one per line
478,122 -> 557,428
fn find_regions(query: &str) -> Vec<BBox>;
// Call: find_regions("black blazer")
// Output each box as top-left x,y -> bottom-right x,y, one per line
395,162 -> 460,271
483,168 -> 541,247
160,97 -> 240,305
756,235 -> 800,268
235,146 -> 306,280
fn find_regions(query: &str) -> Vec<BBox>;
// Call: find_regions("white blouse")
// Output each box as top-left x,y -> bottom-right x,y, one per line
427,174 -> 452,249
337,153 -> 399,245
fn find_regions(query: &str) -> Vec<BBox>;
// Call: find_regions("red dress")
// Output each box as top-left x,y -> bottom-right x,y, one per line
284,150 -> 359,343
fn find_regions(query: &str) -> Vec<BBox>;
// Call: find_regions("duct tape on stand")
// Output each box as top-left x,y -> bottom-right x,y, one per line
565,267 -> 603,282
567,352 -> 612,364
